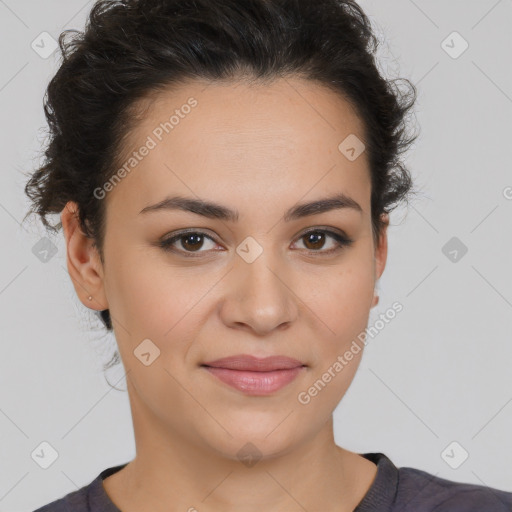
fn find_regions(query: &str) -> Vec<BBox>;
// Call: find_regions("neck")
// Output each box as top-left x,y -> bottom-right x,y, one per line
103,380 -> 377,512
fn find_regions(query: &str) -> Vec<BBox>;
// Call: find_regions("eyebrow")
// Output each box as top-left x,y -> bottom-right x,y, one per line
139,193 -> 363,222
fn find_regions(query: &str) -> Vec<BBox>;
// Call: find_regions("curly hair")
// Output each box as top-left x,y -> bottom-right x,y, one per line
23,0 -> 419,348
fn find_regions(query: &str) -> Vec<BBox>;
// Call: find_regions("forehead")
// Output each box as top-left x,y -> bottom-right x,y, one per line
106,77 -> 371,217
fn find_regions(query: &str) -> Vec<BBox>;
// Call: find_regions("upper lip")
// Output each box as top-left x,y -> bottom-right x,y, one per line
201,355 -> 305,372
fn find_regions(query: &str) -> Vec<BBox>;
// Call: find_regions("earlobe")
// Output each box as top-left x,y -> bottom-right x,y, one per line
61,201 -> 108,311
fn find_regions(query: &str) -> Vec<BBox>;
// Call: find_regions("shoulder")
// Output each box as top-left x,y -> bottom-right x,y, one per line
33,462 -> 128,512
32,484 -> 90,512
32,462 -> 128,512
396,465 -> 512,511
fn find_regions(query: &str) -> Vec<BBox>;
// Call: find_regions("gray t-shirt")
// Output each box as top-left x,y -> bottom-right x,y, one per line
33,452 -> 512,511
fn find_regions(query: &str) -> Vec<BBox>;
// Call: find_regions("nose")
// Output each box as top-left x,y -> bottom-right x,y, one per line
219,250 -> 299,336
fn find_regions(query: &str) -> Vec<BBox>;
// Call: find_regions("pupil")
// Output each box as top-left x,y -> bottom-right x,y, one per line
183,234 -> 203,250
305,232 -> 324,250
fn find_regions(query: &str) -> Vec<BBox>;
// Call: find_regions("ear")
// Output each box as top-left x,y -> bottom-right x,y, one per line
371,213 -> 389,308
60,201 -> 108,311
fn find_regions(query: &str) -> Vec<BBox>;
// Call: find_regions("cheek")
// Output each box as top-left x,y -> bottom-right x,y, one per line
327,269 -> 374,335
295,266 -> 373,416
105,246 -> 206,339
302,256 -> 375,345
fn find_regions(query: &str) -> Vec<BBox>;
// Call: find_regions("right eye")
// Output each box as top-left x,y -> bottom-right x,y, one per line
158,230 -> 222,256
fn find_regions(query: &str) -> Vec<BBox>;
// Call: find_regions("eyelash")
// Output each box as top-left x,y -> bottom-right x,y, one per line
157,228 -> 353,258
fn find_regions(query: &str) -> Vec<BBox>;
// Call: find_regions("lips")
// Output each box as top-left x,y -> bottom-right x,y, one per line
201,354 -> 305,372
201,355 -> 306,395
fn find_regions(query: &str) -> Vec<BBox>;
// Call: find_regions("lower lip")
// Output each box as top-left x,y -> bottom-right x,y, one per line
202,366 -> 305,395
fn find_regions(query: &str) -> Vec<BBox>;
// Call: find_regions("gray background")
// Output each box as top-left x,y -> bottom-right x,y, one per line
1,0 -> 511,510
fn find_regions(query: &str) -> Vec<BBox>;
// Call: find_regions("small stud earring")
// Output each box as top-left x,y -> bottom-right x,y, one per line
88,296 -> 92,301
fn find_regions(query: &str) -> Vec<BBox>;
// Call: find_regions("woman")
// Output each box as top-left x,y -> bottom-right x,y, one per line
26,0 -> 512,510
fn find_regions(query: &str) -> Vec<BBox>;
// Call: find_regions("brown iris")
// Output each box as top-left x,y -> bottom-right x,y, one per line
180,234 -> 205,251
302,231 -> 326,250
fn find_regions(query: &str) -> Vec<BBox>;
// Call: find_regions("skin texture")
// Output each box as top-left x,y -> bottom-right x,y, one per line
61,77 -> 389,512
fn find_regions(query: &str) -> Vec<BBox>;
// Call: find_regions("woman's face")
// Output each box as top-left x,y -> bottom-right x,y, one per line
77,77 -> 387,460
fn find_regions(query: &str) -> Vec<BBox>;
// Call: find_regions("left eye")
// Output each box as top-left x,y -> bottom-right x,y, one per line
158,229 -> 353,256
293,229 -> 352,253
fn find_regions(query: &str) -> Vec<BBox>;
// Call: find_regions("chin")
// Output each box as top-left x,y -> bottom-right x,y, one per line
205,435 -> 297,465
